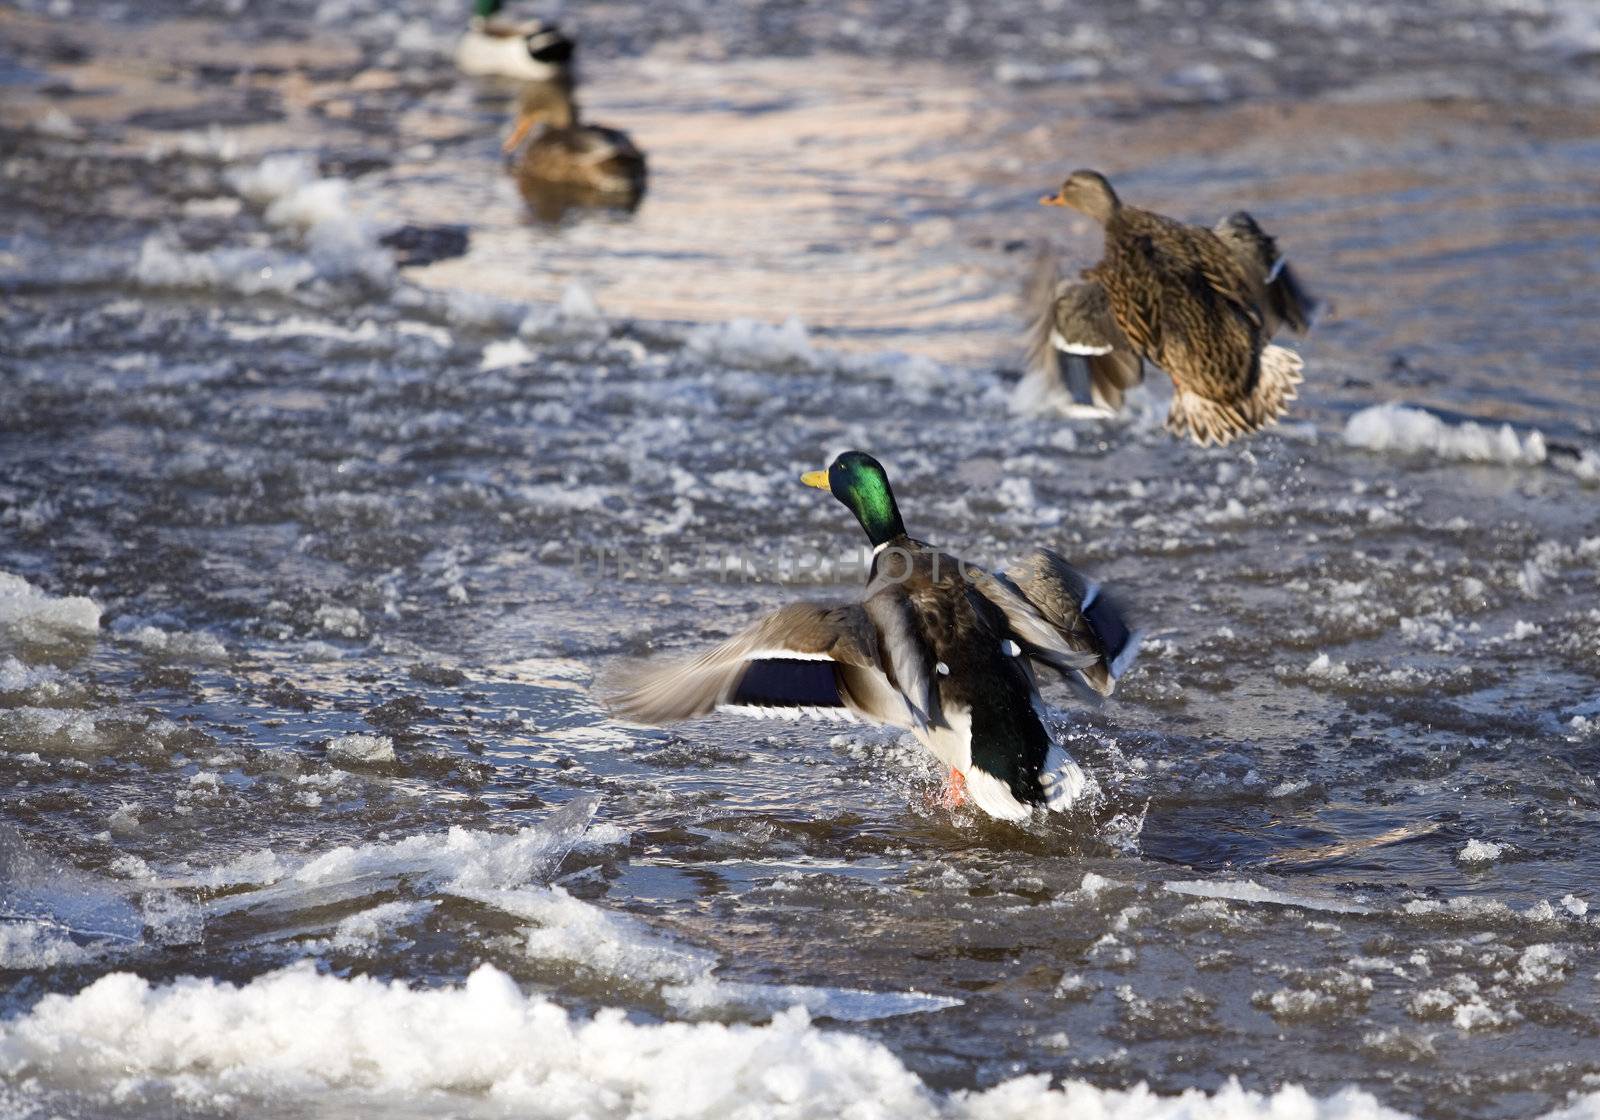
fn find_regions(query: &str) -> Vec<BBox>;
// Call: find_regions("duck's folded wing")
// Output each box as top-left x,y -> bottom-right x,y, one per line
1213,210 -> 1319,336
975,550 -> 1141,697
602,602 -> 913,727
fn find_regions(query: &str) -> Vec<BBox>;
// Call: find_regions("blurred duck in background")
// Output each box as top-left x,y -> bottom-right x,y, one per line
456,0 -> 574,82
503,77 -> 647,219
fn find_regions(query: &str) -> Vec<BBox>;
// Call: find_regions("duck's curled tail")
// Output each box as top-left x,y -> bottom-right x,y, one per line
1165,344 -> 1303,447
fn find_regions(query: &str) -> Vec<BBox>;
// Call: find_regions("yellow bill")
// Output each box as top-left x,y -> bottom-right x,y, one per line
799,469 -> 831,492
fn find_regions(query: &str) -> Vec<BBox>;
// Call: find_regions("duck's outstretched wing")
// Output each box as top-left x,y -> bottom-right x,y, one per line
1017,253 -> 1143,416
974,550 -> 1141,698
602,601 -> 925,729
1213,210 -> 1319,336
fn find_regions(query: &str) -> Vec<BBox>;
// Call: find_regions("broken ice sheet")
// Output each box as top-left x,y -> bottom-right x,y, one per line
1163,878 -> 1373,915
205,793 -> 600,918
455,880 -> 960,1023
0,825 -> 142,945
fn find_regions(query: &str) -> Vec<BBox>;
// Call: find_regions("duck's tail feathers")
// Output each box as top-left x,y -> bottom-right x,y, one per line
1166,345 -> 1303,447
1038,743 -> 1098,813
1266,258 -> 1320,335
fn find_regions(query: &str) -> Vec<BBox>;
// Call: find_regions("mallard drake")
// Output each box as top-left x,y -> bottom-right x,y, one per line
504,77 -> 647,216
456,1 -> 574,82
1034,170 -> 1311,446
605,451 -> 1140,822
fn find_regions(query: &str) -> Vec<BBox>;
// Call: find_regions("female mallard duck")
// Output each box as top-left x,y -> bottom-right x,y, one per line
605,451 -> 1141,822
1033,170 -> 1312,446
503,77 -> 646,215
456,0 -> 574,82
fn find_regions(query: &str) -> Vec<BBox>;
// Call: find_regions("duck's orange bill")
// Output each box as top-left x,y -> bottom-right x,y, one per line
1039,192 -> 1067,206
503,114 -> 535,154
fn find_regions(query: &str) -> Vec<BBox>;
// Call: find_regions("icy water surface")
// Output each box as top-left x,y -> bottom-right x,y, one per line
2,1 -> 1600,1118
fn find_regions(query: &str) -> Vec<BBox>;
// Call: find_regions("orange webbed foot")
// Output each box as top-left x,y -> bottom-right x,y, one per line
939,767 -> 968,809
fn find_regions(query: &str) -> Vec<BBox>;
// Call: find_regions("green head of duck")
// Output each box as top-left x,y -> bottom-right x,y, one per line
1040,169 -> 1119,224
474,0 -> 501,18
801,451 -> 907,548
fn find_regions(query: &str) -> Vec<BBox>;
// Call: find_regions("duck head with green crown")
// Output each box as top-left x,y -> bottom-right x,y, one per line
801,451 -> 907,548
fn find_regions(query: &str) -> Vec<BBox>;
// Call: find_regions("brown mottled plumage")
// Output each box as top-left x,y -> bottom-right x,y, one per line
503,78 -> 646,217
604,451 -> 1141,822
1039,170 -> 1307,446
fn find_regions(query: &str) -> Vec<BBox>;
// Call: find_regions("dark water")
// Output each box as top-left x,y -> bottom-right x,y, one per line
2,2 -> 1599,1118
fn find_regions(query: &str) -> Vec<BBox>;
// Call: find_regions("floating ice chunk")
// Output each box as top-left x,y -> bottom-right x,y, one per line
463,883 -> 715,986
519,282 -> 609,343
35,107 -> 84,139
682,980 -> 962,1023
1457,839 -> 1505,864
207,795 -> 600,917
134,236 -> 318,297
1305,652 -> 1350,680
329,900 -> 437,952
229,153 -> 319,207
1561,894 -> 1588,918
0,656 -> 69,699
1407,976 -> 1519,1032
114,621 -> 228,662
0,965 -> 1419,1119
326,733 -> 396,766
314,604 -> 365,638
0,826 -> 142,945
1344,404 -> 1546,466
0,707 -> 106,755
0,571 -> 101,646
264,177 -> 353,232
481,337 -> 535,371
1164,879 -> 1372,915
458,883 -> 958,1022
0,920 -> 101,968
1255,987 -> 1339,1021
1514,944 -> 1571,988
686,315 -> 821,370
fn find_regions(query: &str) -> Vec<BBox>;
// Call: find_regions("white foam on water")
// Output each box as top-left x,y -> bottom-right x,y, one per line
1164,879 -> 1373,915
0,961 -> 1464,1119
1343,404 -> 1547,466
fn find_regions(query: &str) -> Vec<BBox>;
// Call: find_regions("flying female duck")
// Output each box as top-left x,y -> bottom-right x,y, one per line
605,451 -> 1140,822
503,76 -> 647,216
1031,170 -> 1313,446
456,0 -> 574,82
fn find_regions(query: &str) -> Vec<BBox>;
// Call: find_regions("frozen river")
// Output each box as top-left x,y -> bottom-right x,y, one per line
2,0 -> 1599,1117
